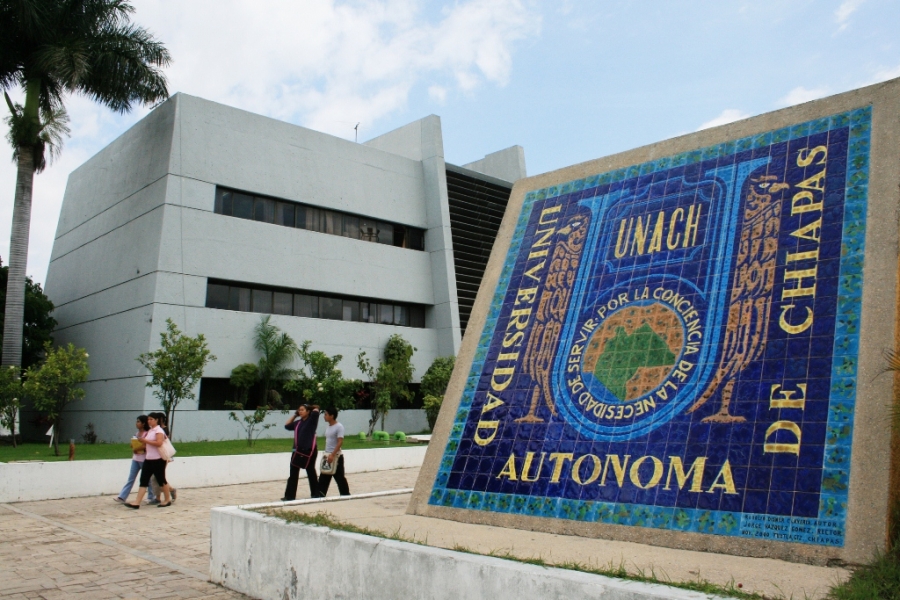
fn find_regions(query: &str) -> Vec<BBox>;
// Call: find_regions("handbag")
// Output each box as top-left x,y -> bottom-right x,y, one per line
159,436 -> 177,462
320,451 -> 341,475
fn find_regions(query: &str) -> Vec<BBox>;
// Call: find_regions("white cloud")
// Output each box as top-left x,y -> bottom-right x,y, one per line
696,109 -> 750,131
776,86 -> 831,107
868,63 -> 900,84
835,0 -> 864,30
428,85 -> 448,103
0,0 -> 541,283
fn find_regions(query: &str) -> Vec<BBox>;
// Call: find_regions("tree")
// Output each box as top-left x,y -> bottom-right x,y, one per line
254,315 -> 298,405
421,356 -> 455,398
23,342 -> 88,456
357,334 -> 415,436
0,364 -> 22,446
0,0 -> 170,371
137,319 -> 214,440
284,340 -> 359,411
420,356 -> 454,430
227,362 -> 280,447
0,259 -> 56,369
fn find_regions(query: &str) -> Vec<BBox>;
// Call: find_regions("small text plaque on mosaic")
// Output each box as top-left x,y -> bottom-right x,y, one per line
431,107 -> 872,547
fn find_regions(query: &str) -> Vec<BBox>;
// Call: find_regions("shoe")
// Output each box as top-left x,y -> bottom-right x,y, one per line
280,497 -> 294,502
124,503 -> 139,509
156,503 -> 171,508
114,497 -> 125,503
147,499 -> 160,505
171,489 -> 177,501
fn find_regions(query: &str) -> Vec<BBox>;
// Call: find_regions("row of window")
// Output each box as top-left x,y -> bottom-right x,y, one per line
214,187 -> 426,250
206,281 -> 427,328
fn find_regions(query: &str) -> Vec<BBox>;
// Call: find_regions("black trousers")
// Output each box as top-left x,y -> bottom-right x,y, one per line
139,458 -> 167,487
284,448 -> 318,500
318,454 -> 350,497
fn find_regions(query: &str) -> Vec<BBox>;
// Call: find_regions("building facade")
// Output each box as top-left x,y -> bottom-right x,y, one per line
36,94 -> 524,442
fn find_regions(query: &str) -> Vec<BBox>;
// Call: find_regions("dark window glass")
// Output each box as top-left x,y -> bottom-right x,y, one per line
342,215 -> 360,239
409,306 -> 425,328
395,305 -> 408,326
295,205 -> 307,229
273,292 -> 293,315
407,228 -> 424,250
233,193 -> 254,219
252,289 -> 273,313
294,294 -> 319,318
321,211 -> 341,235
276,203 -> 295,227
206,283 -> 230,309
393,225 -> 406,247
321,297 -> 342,320
342,300 -> 359,322
230,287 -> 251,311
379,304 -> 394,325
215,189 -> 233,216
377,222 -> 394,245
359,218 -> 378,242
305,207 -> 323,231
254,198 -> 275,223
361,302 -> 376,323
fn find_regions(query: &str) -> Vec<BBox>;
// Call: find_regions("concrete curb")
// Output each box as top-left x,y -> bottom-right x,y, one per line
210,500 -> 732,600
0,445 -> 427,502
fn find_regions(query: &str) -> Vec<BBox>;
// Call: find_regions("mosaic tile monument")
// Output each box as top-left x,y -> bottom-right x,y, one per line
409,78 -> 900,564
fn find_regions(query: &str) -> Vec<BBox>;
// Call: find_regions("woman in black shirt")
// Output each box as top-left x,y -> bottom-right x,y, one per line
282,404 -> 320,501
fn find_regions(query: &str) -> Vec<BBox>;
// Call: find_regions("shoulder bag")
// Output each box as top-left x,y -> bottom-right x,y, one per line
159,435 -> 177,462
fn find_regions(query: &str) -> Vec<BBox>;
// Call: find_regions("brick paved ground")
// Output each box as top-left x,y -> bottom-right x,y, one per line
0,466 -> 419,600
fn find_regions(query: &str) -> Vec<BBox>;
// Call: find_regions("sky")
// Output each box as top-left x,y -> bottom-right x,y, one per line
2,0 -> 899,286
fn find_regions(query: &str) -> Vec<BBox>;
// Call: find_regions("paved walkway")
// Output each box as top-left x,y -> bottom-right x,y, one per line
0,467 -> 419,600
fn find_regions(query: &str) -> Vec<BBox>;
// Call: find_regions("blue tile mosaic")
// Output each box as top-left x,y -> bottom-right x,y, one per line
429,108 -> 872,548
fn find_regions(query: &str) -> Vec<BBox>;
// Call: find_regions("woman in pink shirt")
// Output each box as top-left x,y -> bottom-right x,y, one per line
125,412 -> 173,509
114,415 -> 157,504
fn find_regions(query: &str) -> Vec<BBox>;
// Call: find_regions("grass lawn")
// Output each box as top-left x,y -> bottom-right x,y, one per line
827,549 -> 900,599
0,435 -> 422,463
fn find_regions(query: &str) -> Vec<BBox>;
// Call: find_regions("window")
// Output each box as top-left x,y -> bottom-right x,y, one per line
342,300 -> 359,322
276,203 -> 295,227
230,287 -> 251,311
232,193 -> 254,219
206,283 -> 229,309
214,186 -> 426,251
206,280 -> 427,328
273,292 -> 293,315
320,297 -> 342,320
294,294 -> 319,318
254,198 -> 275,223
251,289 -> 273,313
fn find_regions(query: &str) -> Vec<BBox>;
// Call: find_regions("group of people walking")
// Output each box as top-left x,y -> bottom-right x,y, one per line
114,404 -> 349,507
282,405 -> 350,501
115,412 -> 176,508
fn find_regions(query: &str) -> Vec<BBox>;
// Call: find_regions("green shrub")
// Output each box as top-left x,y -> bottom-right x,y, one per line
424,394 -> 443,431
372,430 -> 390,441
393,431 -> 406,441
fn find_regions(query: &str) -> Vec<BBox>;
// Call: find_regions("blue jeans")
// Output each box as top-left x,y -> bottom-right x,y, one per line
118,459 -> 156,501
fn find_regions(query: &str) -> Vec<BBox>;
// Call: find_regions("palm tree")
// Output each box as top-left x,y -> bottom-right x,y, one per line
254,316 -> 299,406
0,0 -> 170,369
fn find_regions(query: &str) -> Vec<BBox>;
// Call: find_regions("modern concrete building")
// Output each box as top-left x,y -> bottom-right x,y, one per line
35,94 -> 524,442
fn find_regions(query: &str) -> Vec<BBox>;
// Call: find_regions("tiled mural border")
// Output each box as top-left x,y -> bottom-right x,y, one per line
430,106 -> 872,547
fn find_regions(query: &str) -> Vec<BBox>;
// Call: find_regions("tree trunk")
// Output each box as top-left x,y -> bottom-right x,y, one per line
2,146 -> 34,370
52,414 -> 60,456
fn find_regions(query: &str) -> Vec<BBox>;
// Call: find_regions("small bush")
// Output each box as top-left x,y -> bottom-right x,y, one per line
393,431 -> 406,441
424,394 -> 443,430
82,422 -> 98,444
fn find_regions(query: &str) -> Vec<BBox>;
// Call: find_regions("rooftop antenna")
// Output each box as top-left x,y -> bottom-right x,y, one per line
354,122 -> 360,143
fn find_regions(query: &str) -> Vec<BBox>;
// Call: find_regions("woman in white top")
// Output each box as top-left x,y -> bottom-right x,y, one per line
125,412 -> 173,509
114,415 -> 157,504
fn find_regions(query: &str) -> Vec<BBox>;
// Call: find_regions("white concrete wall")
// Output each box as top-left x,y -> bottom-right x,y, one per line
0,445 -> 427,503
462,145 -> 527,183
209,504 -> 714,600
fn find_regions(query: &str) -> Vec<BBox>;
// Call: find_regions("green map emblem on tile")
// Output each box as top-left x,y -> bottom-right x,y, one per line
584,303 -> 683,403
